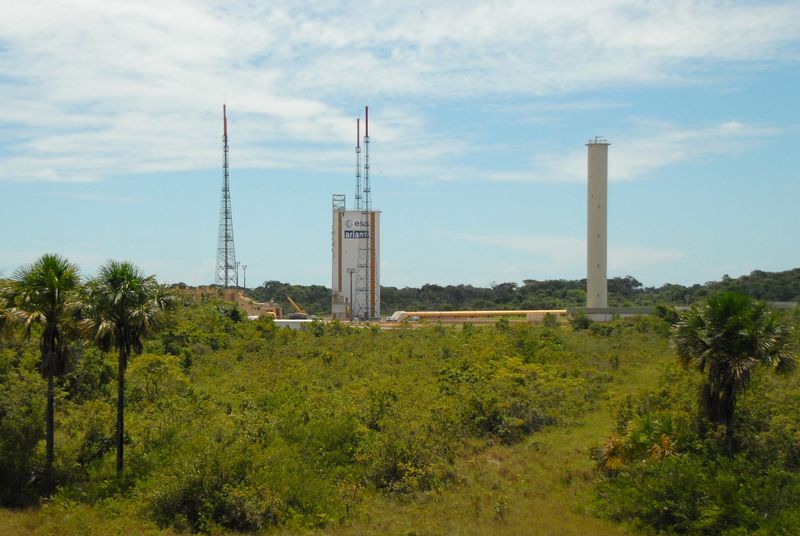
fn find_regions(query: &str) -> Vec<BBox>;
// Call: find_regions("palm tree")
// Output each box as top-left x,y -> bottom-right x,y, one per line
672,292 -> 795,456
2,254 -> 80,476
0,288 -> 8,336
81,260 -> 174,473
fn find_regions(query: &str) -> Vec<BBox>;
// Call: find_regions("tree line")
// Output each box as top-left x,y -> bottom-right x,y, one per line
249,268 -> 800,316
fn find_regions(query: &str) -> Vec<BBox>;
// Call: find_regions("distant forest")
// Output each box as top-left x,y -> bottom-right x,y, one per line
248,268 -> 800,317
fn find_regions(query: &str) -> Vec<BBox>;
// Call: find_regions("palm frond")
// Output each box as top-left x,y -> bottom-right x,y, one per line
82,260 -> 173,357
3,254 -> 81,379
669,291 -> 798,436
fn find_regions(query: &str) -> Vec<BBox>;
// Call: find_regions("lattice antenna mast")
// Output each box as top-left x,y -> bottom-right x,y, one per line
215,104 -> 237,287
354,107 -> 371,319
354,106 -> 377,319
363,106 -> 374,317
354,118 -> 362,210
363,106 -> 371,212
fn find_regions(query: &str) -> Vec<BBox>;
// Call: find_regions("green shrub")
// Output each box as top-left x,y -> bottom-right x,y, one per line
589,322 -> 614,337
595,454 -> 800,534
147,436 -> 343,532
595,360 -> 800,534
542,313 -> 559,328
595,453 -> 708,532
127,353 -> 188,406
569,312 -> 592,331
655,303 -> 680,325
55,399 -> 115,482
358,420 -> 453,494
61,347 -> 114,403
0,351 -> 45,506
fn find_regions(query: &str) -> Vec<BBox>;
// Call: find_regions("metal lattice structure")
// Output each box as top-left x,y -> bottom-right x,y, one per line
215,105 -> 237,287
354,118 -> 362,211
354,106 -> 373,319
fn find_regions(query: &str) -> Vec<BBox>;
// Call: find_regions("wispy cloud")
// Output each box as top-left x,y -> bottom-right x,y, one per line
489,99 -> 632,123
44,192 -> 138,203
1,1 -> 798,182
487,120 -> 780,183
458,233 -> 686,272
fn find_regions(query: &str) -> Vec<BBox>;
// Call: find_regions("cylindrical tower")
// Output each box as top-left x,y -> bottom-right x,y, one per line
587,138 -> 609,308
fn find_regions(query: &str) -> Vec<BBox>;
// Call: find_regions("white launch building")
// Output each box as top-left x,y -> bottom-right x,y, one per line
331,200 -> 381,320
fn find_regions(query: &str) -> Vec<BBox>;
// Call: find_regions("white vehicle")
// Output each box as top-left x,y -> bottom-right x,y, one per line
386,311 -> 407,322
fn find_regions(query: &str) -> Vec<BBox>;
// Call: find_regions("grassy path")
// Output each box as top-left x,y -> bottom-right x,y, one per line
312,350 -> 671,536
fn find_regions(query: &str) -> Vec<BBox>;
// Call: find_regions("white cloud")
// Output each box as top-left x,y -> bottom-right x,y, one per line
488,120 -> 780,183
1,1 -> 798,182
458,233 -> 685,272
44,192 -> 138,203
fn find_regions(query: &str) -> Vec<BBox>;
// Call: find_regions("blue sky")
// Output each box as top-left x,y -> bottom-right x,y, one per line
1,1 -> 799,289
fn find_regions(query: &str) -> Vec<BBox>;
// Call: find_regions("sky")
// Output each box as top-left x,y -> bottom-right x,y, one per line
1,0 -> 799,290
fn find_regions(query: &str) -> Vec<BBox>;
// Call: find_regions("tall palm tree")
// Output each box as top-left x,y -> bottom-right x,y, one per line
81,260 -> 174,473
2,254 -> 80,475
0,287 -> 8,336
672,292 -> 795,456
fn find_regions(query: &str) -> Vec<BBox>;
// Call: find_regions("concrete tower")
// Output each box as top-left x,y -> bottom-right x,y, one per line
587,137 -> 609,308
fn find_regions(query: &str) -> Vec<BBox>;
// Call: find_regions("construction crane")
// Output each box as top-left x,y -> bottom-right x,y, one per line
286,296 -> 308,319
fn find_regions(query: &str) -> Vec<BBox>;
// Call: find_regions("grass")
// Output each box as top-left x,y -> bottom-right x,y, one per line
296,331 -> 673,535
1,316 -> 675,535
0,503 -> 177,536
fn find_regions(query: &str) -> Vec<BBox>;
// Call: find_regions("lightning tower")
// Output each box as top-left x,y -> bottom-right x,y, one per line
354,118 -> 362,210
363,107 -> 372,214
215,104 -> 237,287
354,107 -> 373,319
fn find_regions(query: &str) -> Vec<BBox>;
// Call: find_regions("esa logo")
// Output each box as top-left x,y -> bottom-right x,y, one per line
345,219 -> 369,229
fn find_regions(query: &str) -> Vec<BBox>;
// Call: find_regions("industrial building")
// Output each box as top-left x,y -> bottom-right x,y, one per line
331,107 -> 381,321
331,204 -> 381,320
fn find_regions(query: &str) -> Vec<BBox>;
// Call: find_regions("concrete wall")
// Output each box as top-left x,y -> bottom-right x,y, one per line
567,306 -> 655,322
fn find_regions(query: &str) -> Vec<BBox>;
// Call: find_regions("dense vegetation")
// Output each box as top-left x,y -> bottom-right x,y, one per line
1,294 -> 634,532
2,258 -> 799,535
250,268 -> 800,316
593,301 -> 800,534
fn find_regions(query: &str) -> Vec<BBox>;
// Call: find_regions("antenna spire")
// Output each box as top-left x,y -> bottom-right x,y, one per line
215,104 -> 237,287
355,105 -> 375,319
354,118 -> 362,210
364,106 -> 371,212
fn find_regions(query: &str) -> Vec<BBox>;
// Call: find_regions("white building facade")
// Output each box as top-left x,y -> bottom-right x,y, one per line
331,205 -> 381,320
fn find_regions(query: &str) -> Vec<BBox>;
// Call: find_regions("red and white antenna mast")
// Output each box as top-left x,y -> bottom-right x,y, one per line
215,104 -> 237,287
354,118 -> 362,210
363,106 -> 371,212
